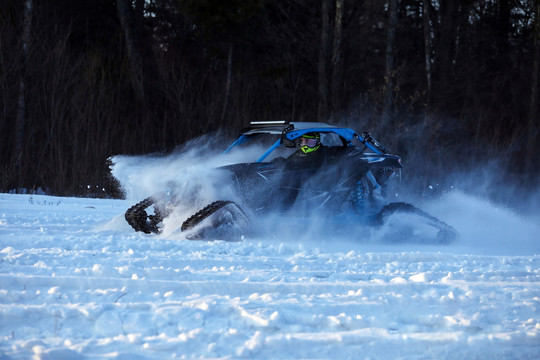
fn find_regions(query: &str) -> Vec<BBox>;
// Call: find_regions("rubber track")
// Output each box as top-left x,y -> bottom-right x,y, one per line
375,202 -> 439,224
375,202 -> 458,242
181,200 -> 237,232
125,197 -> 163,234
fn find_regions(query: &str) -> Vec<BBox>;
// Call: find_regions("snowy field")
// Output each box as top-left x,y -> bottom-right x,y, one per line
1,190 -> 539,359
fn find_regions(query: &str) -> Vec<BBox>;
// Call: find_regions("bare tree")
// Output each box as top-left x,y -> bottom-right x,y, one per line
528,0 -> 539,165
220,43 -> 234,126
381,0 -> 399,130
318,0 -> 331,121
423,0 -> 433,97
14,0 -> 33,191
331,0 -> 344,115
433,0 -> 459,108
116,0 -> 145,104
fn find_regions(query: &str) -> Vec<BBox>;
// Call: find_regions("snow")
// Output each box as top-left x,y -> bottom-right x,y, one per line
1,191 -> 539,359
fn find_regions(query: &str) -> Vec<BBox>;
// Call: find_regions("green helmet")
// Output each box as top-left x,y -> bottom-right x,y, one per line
299,133 -> 321,154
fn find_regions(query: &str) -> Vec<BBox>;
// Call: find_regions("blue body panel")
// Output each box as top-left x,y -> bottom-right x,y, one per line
283,127 -> 357,142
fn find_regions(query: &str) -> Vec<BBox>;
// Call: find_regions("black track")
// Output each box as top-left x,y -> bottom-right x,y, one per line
180,200 -> 237,232
125,197 -> 457,244
125,196 -> 168,234
375,202 -> 458,243
125,197 -> 245,236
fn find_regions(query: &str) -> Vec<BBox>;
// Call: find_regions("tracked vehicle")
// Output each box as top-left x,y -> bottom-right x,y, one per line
125,121 -> 457,243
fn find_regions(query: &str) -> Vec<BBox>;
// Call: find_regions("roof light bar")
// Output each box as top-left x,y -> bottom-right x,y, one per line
250,120 -> 289,126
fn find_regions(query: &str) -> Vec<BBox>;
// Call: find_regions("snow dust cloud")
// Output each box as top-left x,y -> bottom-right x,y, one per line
418,190 -> 540,255
109,132 -> 271,236
111,132 -> 248,200
388,159 -> 540,256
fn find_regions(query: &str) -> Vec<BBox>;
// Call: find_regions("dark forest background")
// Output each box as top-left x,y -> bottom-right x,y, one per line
1,0 -> 539,199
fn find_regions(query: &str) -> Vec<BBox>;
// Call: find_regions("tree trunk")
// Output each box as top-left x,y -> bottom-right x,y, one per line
381,0 -> 399,130
318,0 -> 331,122
116,0 -> 145,104
134,0 -> 145,25
433,0 -> 459,108
220,43 -> 234,126
14,0 -> 33,191
498,0 -> 510,56
423,0 -> 432,99
331,0 -> 344,116
528,0 -> 540,171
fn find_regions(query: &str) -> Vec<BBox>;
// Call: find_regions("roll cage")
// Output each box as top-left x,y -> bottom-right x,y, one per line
224,121 -> 389,162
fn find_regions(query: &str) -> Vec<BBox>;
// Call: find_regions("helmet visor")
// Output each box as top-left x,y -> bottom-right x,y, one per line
299,137 -> 320,148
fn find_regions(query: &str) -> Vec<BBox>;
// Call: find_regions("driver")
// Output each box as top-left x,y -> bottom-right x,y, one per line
298,133 -> 321,155
273,132 -> 325,209
272,132 -> 325,165
288,132 -> 326,163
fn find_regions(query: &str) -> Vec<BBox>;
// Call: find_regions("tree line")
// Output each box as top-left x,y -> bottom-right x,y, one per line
1,0 -> 538,198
